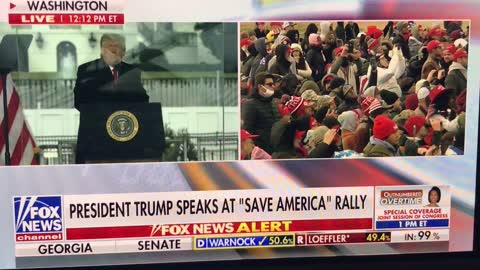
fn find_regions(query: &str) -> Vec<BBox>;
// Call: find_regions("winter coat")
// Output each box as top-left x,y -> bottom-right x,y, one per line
328,56 -> 358,95
255,28 -> 267,38
306,46 -> 326,82
307,142 -> 338,158
342,130 -> 361,153
241,55 -> 255,77
337,99 -> 360,115
242,92 -> 277,154
345,23 -> 360,42
365,46 -> 405,95
421,55 -> 441,80
445,62 -> 467,96
392,33 -> 411,60
249,38 -> 269,85
363,137 -> 398,157
269,44 -> 294,76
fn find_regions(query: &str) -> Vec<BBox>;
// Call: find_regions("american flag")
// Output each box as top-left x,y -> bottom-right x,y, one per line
0,73 -> 38,165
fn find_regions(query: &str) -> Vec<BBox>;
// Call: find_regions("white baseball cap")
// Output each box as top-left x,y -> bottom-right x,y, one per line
282,22 -> 296,29
417,87 -> 430,100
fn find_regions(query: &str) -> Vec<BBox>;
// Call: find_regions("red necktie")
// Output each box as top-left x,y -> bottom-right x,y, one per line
113,68 -> 118,82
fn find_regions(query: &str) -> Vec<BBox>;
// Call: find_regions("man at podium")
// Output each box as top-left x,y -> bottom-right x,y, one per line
73,33 -> 149,110
73,34 -> 165,164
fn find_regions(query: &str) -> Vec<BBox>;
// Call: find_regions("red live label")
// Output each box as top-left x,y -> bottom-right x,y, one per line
9,13 -> 124,24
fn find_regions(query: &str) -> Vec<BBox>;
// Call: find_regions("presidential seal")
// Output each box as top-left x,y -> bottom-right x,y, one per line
106,111 -> 139,142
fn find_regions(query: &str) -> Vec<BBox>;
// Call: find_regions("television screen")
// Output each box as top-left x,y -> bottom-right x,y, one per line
0,0 -> 478,269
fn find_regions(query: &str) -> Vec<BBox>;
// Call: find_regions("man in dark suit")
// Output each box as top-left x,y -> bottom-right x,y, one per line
73,33 -> 149,111
74,33 -> 149,164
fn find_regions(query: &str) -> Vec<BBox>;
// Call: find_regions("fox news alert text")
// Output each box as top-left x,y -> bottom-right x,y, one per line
13,186 -> 450,257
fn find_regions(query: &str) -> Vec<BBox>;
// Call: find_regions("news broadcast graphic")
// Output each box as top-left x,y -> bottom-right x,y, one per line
375,186 -> 450,231
0,0 -> 479,269
193,234 -> 295,250
13,196 -> 63,242
296,232 -> 392,246
8,0 -> 125,24
12,186 -> 449,257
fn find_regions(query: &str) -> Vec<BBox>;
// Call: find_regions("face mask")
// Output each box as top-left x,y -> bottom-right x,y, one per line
341,58 -> 349,67
260,85 -> 274,97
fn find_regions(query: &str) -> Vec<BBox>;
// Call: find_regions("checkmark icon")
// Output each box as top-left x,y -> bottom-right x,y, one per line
258,236 -> 267,245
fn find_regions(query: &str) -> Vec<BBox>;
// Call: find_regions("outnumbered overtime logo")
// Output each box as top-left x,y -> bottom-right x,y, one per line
13,196 -> 63,242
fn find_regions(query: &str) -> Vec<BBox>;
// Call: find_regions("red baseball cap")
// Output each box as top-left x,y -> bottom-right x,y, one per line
427,40 -> 442,53
240,38 -> 253,48
241,129 -> 259,142
366,26 -> 383,39
443,43 -> 457,55
453,49 -> 468,61
270,22 -> 283,27
404,116 -> 426,137
429,27 -> 446,38
429,85 -> 452,103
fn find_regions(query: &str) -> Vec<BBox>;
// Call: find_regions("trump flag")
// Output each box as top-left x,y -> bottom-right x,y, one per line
0,73 -> 38,165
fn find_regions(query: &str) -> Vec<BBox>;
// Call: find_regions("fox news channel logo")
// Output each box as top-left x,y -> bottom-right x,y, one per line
13,196 -> 63,242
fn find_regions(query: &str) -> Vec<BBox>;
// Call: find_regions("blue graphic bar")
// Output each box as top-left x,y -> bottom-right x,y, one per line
194,234 -> 295,250
376,219 -> 449,229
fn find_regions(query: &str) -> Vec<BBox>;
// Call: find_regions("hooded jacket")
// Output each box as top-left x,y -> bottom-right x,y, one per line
345,23 -> 360,42
392,33 -> 411,60
270,116 -> 310,157
241,44 -> 258,77
306,45 -> 326,82
445,62 -> 467,96
242,90 -> 277,154
408,36 -> 423,58
338,111 -> 362,152
320,73 -> 337,94
269,44 -> 293,76
301,23 -> 319,52
249,38 -> 269,84
291,44 -> 312,80
328,56 -> 358,95
363,137 -> 398,157
298,80 -> 321,96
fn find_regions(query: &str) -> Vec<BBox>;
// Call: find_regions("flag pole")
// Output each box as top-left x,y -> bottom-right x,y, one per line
1,70 -> 11,165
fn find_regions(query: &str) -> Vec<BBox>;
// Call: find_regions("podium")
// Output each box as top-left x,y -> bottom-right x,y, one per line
76,103 -> 166,164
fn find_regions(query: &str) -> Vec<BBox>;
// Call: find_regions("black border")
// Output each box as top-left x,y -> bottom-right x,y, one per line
18,251 -> 479,270
10,17 -> 480,270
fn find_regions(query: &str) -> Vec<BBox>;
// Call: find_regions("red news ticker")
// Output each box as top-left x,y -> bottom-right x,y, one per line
66,219 -> 373,240
9,13 -> 124,25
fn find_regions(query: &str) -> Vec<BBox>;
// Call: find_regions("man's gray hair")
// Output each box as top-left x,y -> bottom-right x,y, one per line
100,33 -> 126,51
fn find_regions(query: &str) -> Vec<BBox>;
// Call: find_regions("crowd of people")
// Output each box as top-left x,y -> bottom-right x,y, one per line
240,21 -> 468,160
